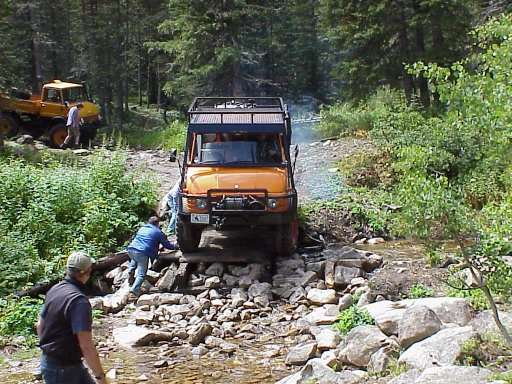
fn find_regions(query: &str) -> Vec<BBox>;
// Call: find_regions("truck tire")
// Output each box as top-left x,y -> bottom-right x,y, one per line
0,114 -> 19,137
49,123 -> 68,148
274,218 -> 299,257
177,216 -> 203,253
80,125 -> 98,146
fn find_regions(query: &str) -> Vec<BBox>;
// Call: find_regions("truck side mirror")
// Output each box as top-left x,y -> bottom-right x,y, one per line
169,148 -> 177,162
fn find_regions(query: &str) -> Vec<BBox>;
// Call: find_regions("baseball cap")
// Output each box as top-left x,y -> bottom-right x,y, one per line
67,251 -> 95,272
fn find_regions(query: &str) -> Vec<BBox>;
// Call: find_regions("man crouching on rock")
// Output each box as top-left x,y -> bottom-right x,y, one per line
37,251 -> 108,384
127,216 -> 178,299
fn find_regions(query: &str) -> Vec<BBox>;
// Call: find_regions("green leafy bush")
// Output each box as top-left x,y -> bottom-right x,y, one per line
0,151 -> 157,294
334,305 -> 374,335
111,120 -> 186,150
0,297 -> 43,346
408,283 -> 434,299
447,287 -> 489,311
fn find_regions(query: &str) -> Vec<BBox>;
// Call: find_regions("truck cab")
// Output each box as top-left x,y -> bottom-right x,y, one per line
176,97 -> 299,256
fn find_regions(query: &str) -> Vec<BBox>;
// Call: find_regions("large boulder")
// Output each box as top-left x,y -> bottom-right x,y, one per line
277,358 -> 363,384
389,365 -> 491,384
398,326 -> 477,370
470,310 -> 512,336
338,325 -> 389,368
363,297 -> 473,335
113,325 -> 174,348
285,342 -> 318,366
398,305 -> 442,348
307,288 -> 337,305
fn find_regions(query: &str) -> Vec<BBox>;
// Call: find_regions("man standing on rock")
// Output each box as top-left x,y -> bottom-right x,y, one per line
37,251 -> 108,384
127,216 -> 178,299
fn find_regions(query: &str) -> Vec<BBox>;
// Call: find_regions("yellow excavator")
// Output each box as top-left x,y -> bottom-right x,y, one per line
0,80 -> 102,147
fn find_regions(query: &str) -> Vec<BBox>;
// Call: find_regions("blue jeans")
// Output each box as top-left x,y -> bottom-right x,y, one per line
167,194 -> 179,234
127,249 -> 149,295
41,355 -> 95,384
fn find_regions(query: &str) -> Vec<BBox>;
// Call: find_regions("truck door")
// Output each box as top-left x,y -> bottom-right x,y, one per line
40,87 -> 67,118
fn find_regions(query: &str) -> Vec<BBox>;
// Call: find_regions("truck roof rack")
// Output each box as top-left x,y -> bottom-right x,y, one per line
187,97 -> 289,133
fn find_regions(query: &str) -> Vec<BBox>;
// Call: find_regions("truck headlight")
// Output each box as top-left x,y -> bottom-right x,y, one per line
196,198 -> 207,209
268,198 -> 277,209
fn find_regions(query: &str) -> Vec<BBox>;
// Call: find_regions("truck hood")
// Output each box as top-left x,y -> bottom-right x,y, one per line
186,166 -> 288,194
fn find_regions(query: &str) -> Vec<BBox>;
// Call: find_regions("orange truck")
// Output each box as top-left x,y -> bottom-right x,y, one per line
0,80 -> 102,147
174,97 -> 299,256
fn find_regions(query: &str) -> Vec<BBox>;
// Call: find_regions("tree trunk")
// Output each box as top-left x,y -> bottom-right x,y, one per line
414,18 -> 430,107
147,54 -> 151,108
397,11 -> 414,103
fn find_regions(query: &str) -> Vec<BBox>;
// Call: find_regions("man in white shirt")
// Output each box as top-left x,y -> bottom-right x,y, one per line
62,103 -> 84,149
167,180 -> 180,234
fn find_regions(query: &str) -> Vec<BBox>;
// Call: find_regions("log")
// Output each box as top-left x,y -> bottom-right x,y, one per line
92,251 -> 129,272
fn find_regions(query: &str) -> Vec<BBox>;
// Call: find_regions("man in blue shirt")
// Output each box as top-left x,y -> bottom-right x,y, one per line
127,216 -> 177,297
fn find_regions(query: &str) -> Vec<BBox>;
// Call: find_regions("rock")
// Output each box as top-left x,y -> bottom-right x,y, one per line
205,262 -> 224,277
363,297 -> 473,335
398,305 -> 442,348
209,289 -> 221,299
304,304 -> 339,325
320,350 -> 338,367
157,265 -> 178,291
106,369 -> 116,380
230,288 -> 248,308
160,304 -> 190,317
89,297 -> 105,312
16,134 -> 34,144
390,365 -> 492,384
338,294 -> 353,311
289,287 -> 307,304
113,325 -> 174,348
312,328 -> 340,351
191,345 -> 208,356
350,277 -> 366,287
307,288 -> 337,305
154,360 -> 168,368
470,310 -> 512,335
334,266 -> 363,288
188,323 -> 213,346
145,270 -> 161,285
277,358 -> 362,384
324,261 -> 335,289
134,310 -> 154,325
223,274 -> 238,287
229,265 -> 250,277
364,254 -> 384,272
239,275 -> 252,288
398,326 -> 477,370
101,280 -> 131,313
136,293 -> 182,306
368,237 -> 385,245
205,276 -> 221,288
73,149 -> 91,156
300,271 -> 318,287
247,263 -> 265,280
338,325 -> 389,368
356,292 -> 373,307
368,347 -> 394,374
285,342 -> 317,366
254,295 -> 270,308
306,260 -> 326,275
277,258 -> 305,275
248,282 -> 272,299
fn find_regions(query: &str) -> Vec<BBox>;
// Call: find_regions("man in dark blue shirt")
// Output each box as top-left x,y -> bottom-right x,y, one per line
38,251 -> 107,384
127,216 -> 177,297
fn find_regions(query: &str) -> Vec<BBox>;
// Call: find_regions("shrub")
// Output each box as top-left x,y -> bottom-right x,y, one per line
0,297 -> 43,347
408,283 -> 434,299
0,151 -> 157,294
447,286 -> 489,311
334,305 -> 374,335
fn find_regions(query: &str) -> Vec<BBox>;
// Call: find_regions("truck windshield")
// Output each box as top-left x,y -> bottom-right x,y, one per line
62,87 -> 85,103
193,133 -> 283,165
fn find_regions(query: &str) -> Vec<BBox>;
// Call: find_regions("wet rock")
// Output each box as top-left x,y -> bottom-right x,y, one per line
205,276 -> 221,288
188,323 -> 213,346
306,288 -> 337,305
398,305 -> 442,348
285,341 -> 317,366
113,325 -> 174,348
339,294 -> 353,311
334,266 -> 363,288
398,326 -> 477,370
304,304 -> 339,325
205,262 -> 224,277
338,325 -> 389,368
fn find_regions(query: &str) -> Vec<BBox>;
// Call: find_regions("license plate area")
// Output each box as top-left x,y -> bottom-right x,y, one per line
191,213 -> 210,224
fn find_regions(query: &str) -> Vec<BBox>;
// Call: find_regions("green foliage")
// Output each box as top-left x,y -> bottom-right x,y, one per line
338,149 -> 394,189
490,371 -> 512,383
0,297 -> 42,347
0,151 -> 157,294
408,283 -> 434,299
334,305 -> 374,335
447,287 -> 489,311
113,120 -> 186,151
